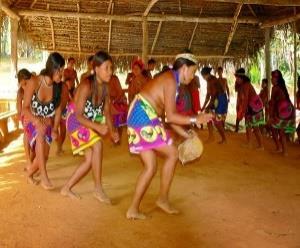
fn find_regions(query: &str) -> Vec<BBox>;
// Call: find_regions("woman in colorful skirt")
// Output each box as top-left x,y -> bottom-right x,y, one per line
23,52 -> 65,189
61,51 -> 119,203
269,70 -> 295,156
296,76 -> 300,143
234,68 -> 264,150
126,52 -> 212,220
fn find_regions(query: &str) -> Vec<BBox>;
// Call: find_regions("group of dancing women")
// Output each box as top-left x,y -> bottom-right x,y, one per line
16,49 -> 299,220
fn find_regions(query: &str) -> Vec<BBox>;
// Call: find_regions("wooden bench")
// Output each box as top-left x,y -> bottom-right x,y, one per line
0,110 -> 19,143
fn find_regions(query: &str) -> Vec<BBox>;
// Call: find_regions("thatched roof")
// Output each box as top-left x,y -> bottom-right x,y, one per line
1,0 -> 300,68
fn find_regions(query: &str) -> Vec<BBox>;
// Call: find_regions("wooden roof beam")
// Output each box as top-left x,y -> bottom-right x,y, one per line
1,1 -> 20,20
30,0 -> 38,9
143,0 -> 159,17
261,12 -> 300,28
201,0 -> 300,6
16,10 -> 259,24
108,2 -> 114,53
224,3 -> 243,55
49,50 -> 235,59
188,9 -> 203,50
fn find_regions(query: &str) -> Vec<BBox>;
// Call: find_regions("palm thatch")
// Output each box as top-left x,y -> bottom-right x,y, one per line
1,0 -> 300,69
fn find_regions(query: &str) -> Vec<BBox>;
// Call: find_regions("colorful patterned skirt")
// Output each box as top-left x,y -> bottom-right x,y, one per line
66,102 -> 101,155
24,118 -> 52,149
127,94 -> 172,154
272,100 -> 295,133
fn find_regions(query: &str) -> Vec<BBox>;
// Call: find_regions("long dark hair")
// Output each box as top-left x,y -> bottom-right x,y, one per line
17,68 -> 32,83
41,52 -> 65,79
272,70 -> 290,100
90,51 -> 112,105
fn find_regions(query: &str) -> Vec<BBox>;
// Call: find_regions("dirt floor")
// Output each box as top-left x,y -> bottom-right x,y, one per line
0,129 -> 299,248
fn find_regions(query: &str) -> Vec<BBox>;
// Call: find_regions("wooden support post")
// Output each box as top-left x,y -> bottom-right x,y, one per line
10,18 -> 18,77
188,9 -> 202,50
293,11 -> 298,112
77,3 -> 81,53
151,21 -> 162,54
264,27 -> 271,100
142,19 -> 149,64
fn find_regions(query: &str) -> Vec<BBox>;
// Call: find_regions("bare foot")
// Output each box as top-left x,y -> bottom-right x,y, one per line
41,180 -> 55,190
255,146 -> 264,151
61,188 -> 81,200
272,149 -> 283,154
94,190 -> 112,205
205,137 -> 214,144
126,209 -> 146,220
241,143 -> 251,149
156,200 -> 179,215
56,149 -> 64,156
27,176 -> 39,185
218,140 -> 227,145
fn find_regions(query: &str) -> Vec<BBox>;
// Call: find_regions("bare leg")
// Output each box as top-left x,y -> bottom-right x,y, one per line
91,141 -> 111,204
279,129 -> 287,156
235,118 -> 240,133
126,150 -> 157,220
253,127 -> 264,150
23,134 -> 32,170
56,122 -> 66,155
61,148 -> 93,199
271,128 -> 281,152
206,121 -> 214,142
27,133 -> 53,189
154,145 -> 179,215
214,122 -> 226,144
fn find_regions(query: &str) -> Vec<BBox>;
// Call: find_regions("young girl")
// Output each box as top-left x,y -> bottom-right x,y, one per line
234,68 -> 264,150
61,51 -> 119,203
23,52 -> 65,189
201,67 -> 227,144
126,52 -> 212,220
269,70 -> 295,155
16,69 -> 34,170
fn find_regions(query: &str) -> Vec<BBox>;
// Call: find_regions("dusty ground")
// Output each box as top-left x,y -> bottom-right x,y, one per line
0,129 -> 299,248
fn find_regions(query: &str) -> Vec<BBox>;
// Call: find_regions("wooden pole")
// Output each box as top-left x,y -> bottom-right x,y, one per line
48,49 -> 235,59
224,3 -> 243,55
77,3 -> 81,53
264,27 -> 271,100
1,2 -> 20,20
185,0 -> 300,6
143,0 -> 159,17
10,18 -> 18,76
142,19 -> 149,64
151,21 -> 162,54
261,12 -> 300,28
188,9 -> 202,50
108,2 -> 114,53
16,9 -> 259,24
293,10 -> 298,112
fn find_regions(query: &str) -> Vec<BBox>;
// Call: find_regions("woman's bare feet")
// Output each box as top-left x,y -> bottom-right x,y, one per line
156,199 -> 179,215
126,208 -> 146,220
41,180 -> 54,190
218,139 -> 227,145
27,175 -> 39,185
93,190 -> 111,205
61,187 -> 81,200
